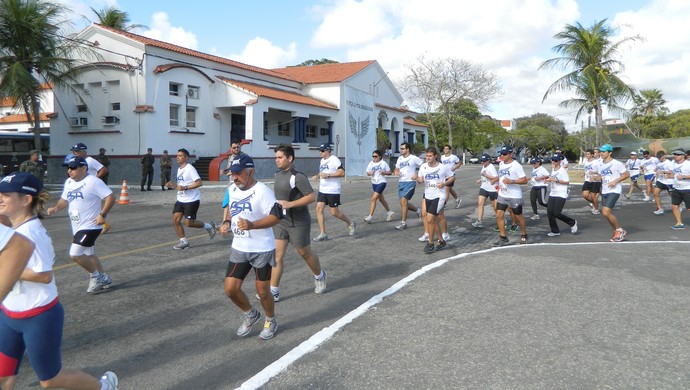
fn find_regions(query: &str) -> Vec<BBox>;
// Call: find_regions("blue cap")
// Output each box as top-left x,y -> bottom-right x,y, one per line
499,145 -> 513,155
672,150 -> 685,156
70,142 -> 87,151
530,157 -> 541,164
599,144 -> 614,152
0,172 -> 43,195
555,146 -> 563,151
229,154 -> 255,172
480,153 -> 491,162
66,156 -> 88,168
318,143 -> 332,152
550,153 -> 565,162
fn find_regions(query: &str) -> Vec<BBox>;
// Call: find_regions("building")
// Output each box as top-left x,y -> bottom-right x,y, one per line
49,24 -> 427,183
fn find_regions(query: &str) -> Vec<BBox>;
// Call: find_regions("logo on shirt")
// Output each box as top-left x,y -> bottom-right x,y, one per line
320,163 -> 330,172
66,184 -> 86,201
499,168 -> 511,177
230,193 -> 254,216
425,172 -> 441,180
398,161 -> 410,169
600,168 -> 613,176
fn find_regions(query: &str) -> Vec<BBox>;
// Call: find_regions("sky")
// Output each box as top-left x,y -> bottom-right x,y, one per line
58,0 -> 690,132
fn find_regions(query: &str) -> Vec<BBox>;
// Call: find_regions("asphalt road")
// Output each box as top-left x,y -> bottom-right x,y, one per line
12,164 -> 690,389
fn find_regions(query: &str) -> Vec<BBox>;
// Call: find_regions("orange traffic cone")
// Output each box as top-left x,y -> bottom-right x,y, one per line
118,180 -> 130,205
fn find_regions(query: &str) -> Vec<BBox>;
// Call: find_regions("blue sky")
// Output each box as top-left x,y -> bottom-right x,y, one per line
63,0 -> 690,131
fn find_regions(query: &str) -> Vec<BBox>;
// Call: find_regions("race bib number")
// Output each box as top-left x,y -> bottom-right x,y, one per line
231,221 -> 250,238
69,209 -> 80,223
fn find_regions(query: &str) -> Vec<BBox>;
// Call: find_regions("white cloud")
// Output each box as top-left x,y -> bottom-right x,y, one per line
143,12 -> 198,50
230,37 -> 298,69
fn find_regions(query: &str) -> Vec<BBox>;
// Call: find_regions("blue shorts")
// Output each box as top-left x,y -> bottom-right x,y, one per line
372,183 -> 387,194
630,174 -> 639,183
0,301 -> 64,380
601,193 -> 620,209
644,174 -> 655,182
398,181 -> 416,200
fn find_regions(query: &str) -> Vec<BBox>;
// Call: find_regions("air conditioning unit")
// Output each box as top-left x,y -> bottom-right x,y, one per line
187,88 -> 198,99
102,115 -> 120,125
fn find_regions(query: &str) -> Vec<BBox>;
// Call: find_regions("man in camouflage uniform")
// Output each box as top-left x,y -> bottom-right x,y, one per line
160,149 -> 172,190
19,150 -> 46,182
94,147 -> 111,184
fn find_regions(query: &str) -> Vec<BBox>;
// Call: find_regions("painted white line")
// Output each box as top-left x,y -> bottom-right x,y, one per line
237,239 -> 690,389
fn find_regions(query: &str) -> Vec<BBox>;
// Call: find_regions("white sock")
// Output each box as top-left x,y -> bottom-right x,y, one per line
315,271 -> 325,280
270,286 -> 279,295
204,222 -> 211,230
180,237 -> 188,244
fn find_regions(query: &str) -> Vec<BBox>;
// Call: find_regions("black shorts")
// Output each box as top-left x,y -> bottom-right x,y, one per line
173,200 -> 200,221
671,189 -> 690,206
478,188 -> 498,200
656,182 -> 673,191
582,181 -> 602,193
317,192 -> 341,208
72,229 -> 101,247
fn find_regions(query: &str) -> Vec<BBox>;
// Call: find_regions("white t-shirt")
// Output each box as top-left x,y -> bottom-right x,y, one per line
598,159 -> 627,195
175,163 -> 202,203
61,174 -> 113,233
440,154 -> 460,176
2,218 -> 58,312
561,156 -> 569,169
480,164 -> 498,193
583,158 -> 602,182
366,160 -> 391,185
0,224 -> 13,250
318,155 -> 342,194
529,166 -> 549,187
656,159 -> 675,186
497,160 -> 526,199
672,160 -> 690,191
396,154 -> 423,183
641,157 -> 660,175
549,167 -> 570,199
85,156 -> 104,177
227,181 -> 278,253
626,158 -> 641,175
419,162 -> 453,200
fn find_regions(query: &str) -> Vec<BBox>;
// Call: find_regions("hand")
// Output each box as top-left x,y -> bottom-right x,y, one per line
236,217 -> 251,231
47,207 -> 56,216
277,200 -> 289,209
220,221 -> 231,235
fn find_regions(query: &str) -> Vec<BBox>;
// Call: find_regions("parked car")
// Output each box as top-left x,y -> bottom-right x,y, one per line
468,156 -> 480,164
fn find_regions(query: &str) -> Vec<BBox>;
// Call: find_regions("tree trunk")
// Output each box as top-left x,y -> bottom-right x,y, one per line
30,93 -> 42,152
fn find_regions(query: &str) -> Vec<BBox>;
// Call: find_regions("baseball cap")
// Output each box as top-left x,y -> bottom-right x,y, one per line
550,153 -> 565,162
530,157 -> 541,164
642,150 -> 650,155
630,151 -> 637,155
229,154 -> 255,172
672,150 -> 685,156
0,172 -> 43,195
318,143 -> 332,152
555,146 -> 563,151
70,142 -> 87,151
499,145 -> 513,155
480,153 -> 491,162
66,156 -> 88,168
599,144 -> 614,152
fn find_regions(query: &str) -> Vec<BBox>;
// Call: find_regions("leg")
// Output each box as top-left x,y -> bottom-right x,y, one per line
256,278 -> 275,318
224,276 -> 249,311
315,202 -> 326,234
330,206 -> 352,227
601,207 -> 621,230
295,245 -> 322,276
173,212 -> 185,238
653,187 -> 662,210
546,198 -> 559,233
70,253 -> 104,274
368,192 -> 378,217
495,208 -> 506,236
39,368 -> 101,389
477,195 -> 487,222
400,197 -> 409,221
530,187 -> 539,214
378,193 -> 391,212
270,239 -> 289,288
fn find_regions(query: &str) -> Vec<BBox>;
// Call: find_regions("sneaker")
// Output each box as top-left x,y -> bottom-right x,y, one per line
255,291 -> 280,302
571,220 -> 578,234
237,308 -> 261,337
530,214 -> 540,220
87,275 -> 104,293
364,215 -> 373,224
423,243 -> 435,254
100,273 -> 113,289
623,193 -> 630,200
455,198 -> 462,208
671,224 -> 685,230
547,232 -> 561,237
173,241 -> 190,250
472,220 -> 483,228
418,232 -> 429,242
416,209 -> 422,221
520,235 -> 528,245
435,240 -> 447,251
100,371 -> 118,390
442,232 -> 451,241
386,211 -> 395,222
643,196 -> 651,201
206,221 -> 217,239
493,236 -> 509,247
313,233 -> 328,242
654,209 -> 664,215
348,221 -> 357,236
394,222 -> 407,230
314,271 -> 327,294
509,224 -> 519,233
101,222 -> 111,234
493,226 -> 500,232
259,318 -> 278,340
591,209 -> 600,215
610,229 -> 627,242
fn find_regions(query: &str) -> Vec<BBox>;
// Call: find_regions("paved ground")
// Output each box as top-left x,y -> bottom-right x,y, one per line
12,165 -> 690,389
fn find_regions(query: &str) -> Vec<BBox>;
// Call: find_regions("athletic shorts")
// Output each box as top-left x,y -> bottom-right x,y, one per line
601,193 -> 620,209
173,200 -> 200,221
582,181 -> 602,193
424,197 -> 445,216
317,192 -> 341,208
274,223 -> 311,249
644,174 -> 655,182
496,196 -> 523,214
656,182 -> 673,191
478,188 -> 498,201
72,229 -> 101,247
372,183 -> 387,194
671,189 -> 690,206
227,249 -> 275,281
630,174 -> 639,183
398,181 -> 416,200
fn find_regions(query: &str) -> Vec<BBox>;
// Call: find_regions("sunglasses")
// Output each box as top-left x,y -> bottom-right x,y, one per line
372,155 -> 379,158
67,166 -> 80,170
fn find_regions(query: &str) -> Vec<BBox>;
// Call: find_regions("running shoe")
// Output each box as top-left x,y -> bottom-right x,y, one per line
530,214 -> 540,220
314,271 -> 327,294
435,240 -> 447,251
471,220 -> 483,228
237,308 -> 261,337
173,241 -> 190,250
364,215 -> 373,224
87,275 -> 103,293
255,291 -> 280,302
441,232 -> 451,241
423,243 -> 436,254
520,235 -> 528,245
416,209 -> 422,221
386,211 -> 395,222
348,221 -> 357,236
547,232 -> 561,237
623,193 -> 631,200
591,209 -> 600,215
455,198 -> 462,208
509,224 -> 519,233
259,318 -> 278,340
418,232 -> 429,242
571,220 -> 578,234
493,236 -> 509,247
100,371 -> 119,390
101,222 -> 111,234
643,196 -> 651,201
671,224 -> 685,230
653,209 -> 664,215
493,226 -> 500,232
394,222 -> 407,230
100,273 -> 113,289
313,233 -> 328,242
206,221 -> 217,239
610,229 -> 627,242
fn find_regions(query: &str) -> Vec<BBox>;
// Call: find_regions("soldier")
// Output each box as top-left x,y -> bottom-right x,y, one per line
19,150 -> 46,182
160,149 -> 172,190
94,148 -> 111,185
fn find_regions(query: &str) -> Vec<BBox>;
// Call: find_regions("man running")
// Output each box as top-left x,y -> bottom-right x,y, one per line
544,154 -> 578,236
528,157 -> 549,220
624,151 -> 643,199
653,151 -> 674,215
582,149 -> 602,214
472,154 -> 498,228
393,142 -> 423,230
494,145 -> 528,246
440,144 -> 463,208
592,144 -> 630,242
670,150 -> 690,230
417,147 -> 454,253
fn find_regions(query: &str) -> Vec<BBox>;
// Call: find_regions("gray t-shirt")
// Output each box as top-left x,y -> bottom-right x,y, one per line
274,167 -> 314,226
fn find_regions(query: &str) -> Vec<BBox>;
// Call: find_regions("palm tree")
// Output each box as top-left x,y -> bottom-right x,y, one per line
539,19 -> 642,145
90,6 -> 146,32
631,88 -> 668,117
0,0 -> 93,151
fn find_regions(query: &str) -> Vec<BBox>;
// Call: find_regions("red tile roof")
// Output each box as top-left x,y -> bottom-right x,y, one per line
272,61 -> 375,84
217,77 -> 337,110
0,113 -> 51,124
404,117 -> 427,128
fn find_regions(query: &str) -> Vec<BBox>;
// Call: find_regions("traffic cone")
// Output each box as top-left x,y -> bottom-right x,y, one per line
118,180 -> 130,205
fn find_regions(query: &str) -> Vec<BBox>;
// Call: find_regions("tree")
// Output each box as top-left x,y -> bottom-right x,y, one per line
290,59 -> 339,67
515,113 -> 567,138
514,125 -> 561,157
466,118 -> 507,156
540,19 -> 642,145
90,6 -> 146,32
628,89 -> 670,138
0,0 -> 93,151
397,55 -> 501,148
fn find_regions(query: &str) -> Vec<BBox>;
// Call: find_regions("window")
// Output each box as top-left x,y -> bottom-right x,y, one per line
76,104 -> 87,113
111,102 -> 120,111
169,104 -> 179,126
169,82 -> 181,96
306,125 -> 317,138
186,107 -> 196,128
278,122 -> 290,136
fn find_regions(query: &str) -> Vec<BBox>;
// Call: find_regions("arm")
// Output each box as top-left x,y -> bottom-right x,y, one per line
46,198 -> 69,216
96,194 -> 115,225
236,214 -> 280,230
0,234 -> 34,302
178,178 -> 203,191
279,192 -> 315,210
322,167 -> 345,179
20,269 -> 53,284
97,166 -> 108,178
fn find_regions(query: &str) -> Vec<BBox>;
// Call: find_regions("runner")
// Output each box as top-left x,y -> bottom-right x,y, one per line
582,149 -> 602,214
393,142 -> 423,230
640,150 -> 659,202
471,154 -> 498,228
670,150 -> 690,230
417,147 -> 454,254
591,144 -> 630,242
46,156 -> 115,293
364,150 -> 395,223
544,154 -> 578,236
652,151 -> 674,215
494,145 -> 528,246
440,145 -> 463,208
0,173 -> 118,389
624,151 -> 643,199
528,157 -> 549,220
